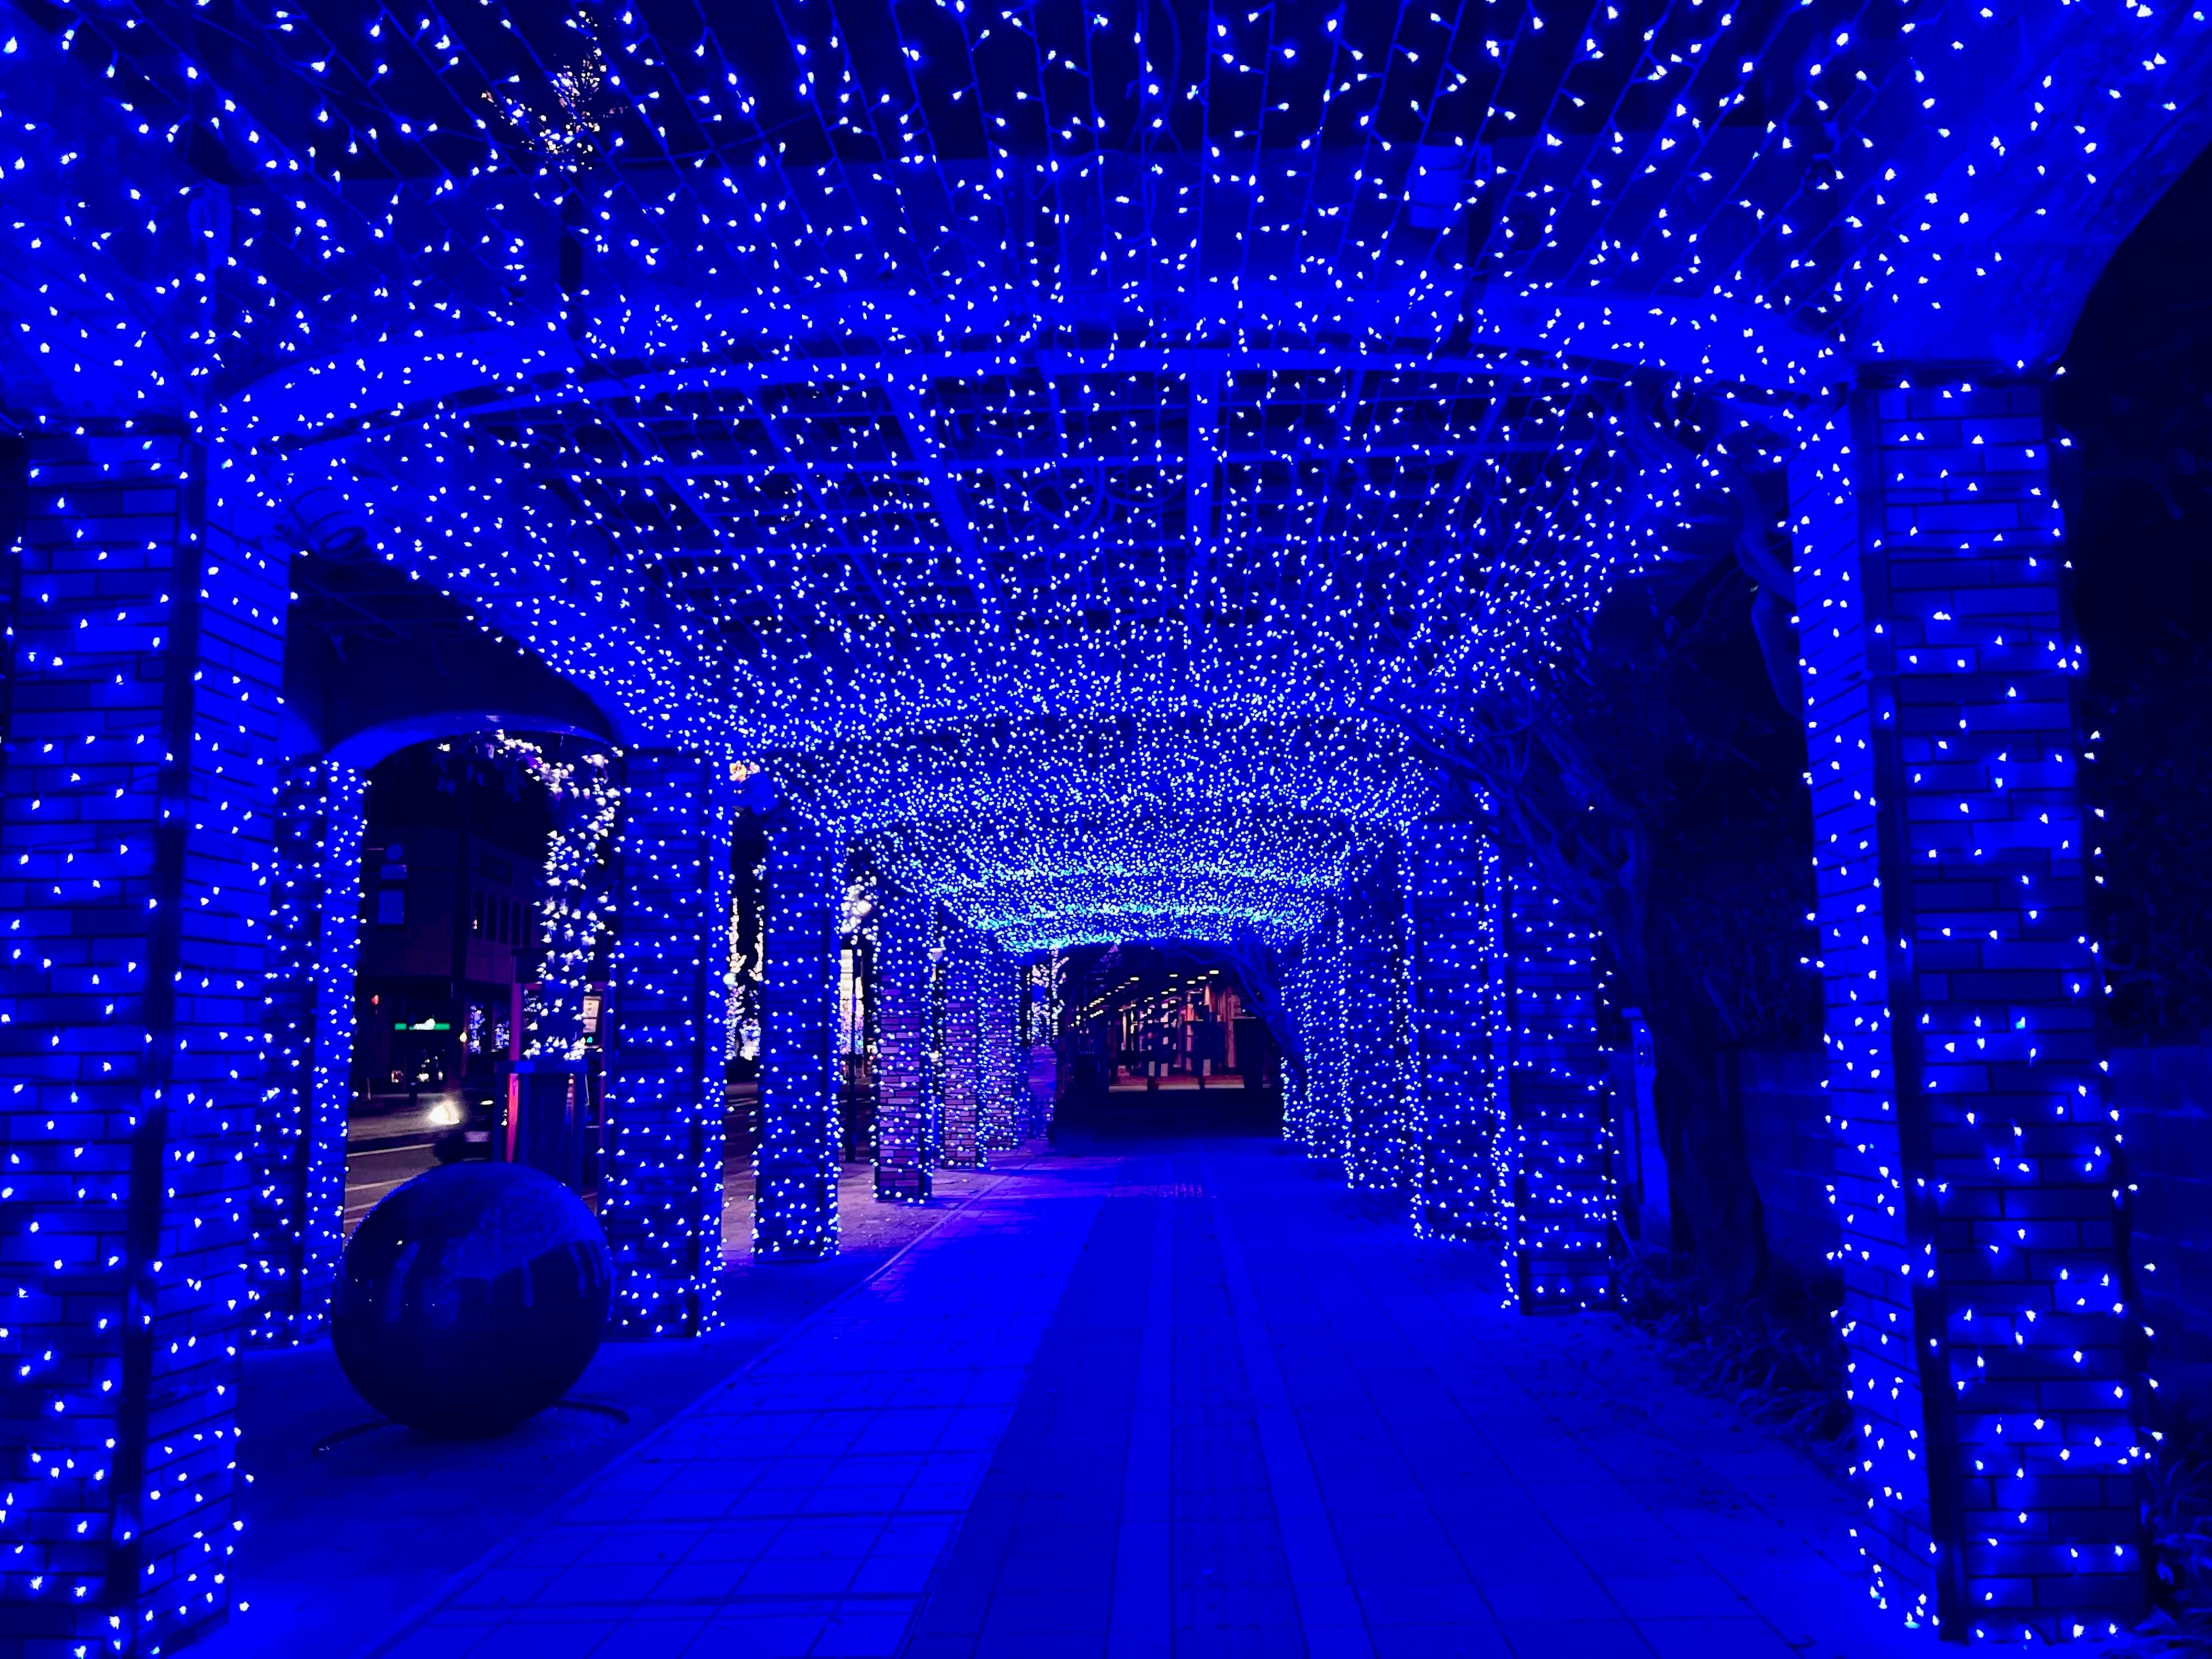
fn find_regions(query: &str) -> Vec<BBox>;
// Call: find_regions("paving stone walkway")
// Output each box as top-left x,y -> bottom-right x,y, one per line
372,1141 -> 1925,1659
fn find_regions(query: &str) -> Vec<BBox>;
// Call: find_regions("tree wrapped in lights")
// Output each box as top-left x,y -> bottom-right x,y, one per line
460,733 -> 623,1060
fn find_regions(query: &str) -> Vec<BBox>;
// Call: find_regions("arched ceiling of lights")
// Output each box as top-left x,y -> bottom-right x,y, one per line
3,0 -> 2207,948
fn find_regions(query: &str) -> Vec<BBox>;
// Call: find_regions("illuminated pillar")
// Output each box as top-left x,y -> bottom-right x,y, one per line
979,940 -> 1020,1153
1407,822 -> 1503,1243
874,888 -> 934,1202
0,426 -> 282,1653
753,813 -> 842,1261
1791,381 -> 2139,1639
939,927 -> 983,1169
1281,953 -> 1312,1147
603,751 -> 732,1335
1496,854 -> 1614,1312
252,759 -> 365,1343
1343,842 -> 1415,1195
1020,956 -> 1059,1138
1290,910 -> 1349,1165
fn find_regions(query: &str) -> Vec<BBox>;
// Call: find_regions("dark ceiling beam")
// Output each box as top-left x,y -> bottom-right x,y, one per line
533,441 -> 1598,487
1181,362 -> 1224,628
222,317 -> 1799,457
881,374 -> 1007,626
737,381 -> 901,617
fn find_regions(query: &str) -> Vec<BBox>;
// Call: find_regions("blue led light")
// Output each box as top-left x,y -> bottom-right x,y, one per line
253,760 -> 363,1344
3,0 -> 2200,1643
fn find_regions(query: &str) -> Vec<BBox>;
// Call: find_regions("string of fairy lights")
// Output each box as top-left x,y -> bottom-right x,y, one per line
450,732 -> 624,1059
18,0 -> 2186,410
2,0 -> 2205,1647
776,711 -> 1436,950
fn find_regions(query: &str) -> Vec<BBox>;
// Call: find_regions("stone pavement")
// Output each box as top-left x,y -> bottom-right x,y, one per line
203,1162 -> 1001,1659
369,1142 -> 1925,1659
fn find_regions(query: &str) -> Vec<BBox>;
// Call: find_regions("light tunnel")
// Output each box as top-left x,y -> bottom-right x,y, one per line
4,0 -> 2212,1650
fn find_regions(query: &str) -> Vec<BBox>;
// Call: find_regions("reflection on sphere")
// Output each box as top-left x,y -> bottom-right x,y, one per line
333,1163 -> 612,1439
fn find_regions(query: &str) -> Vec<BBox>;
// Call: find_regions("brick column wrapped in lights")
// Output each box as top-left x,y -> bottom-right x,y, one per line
979,938 -> 1020,1154
939,924 -> 983,1169
753,808 -> 843,1262
252,758 -> 365,1344
923,905 -> 948,1166
874,885 -> 934,1203
1021,954 -> 1062,1138
1343,838 -> 1416,1196
1290,908 -> 1350,1167
1789,380 -> 2141,1641
603,751 -> 734,1336
0,426 -> 284,1654
1279,935 -> 1313,1150
1407,822 -> 1505,1244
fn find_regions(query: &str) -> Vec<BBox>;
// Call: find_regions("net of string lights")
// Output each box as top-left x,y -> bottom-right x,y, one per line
778,711 -> 1437,949
3,0 -> 2208,1647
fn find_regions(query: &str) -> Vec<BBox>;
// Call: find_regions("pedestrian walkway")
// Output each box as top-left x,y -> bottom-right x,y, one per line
373,1142 -> 1922,1659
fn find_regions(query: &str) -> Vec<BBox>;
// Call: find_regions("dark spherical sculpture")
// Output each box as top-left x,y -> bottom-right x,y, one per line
333,1162 -> 612,1438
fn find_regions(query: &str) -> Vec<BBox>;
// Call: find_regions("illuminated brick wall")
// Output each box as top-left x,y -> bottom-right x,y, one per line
753,813 -> 841,1262
252,760 -> 363,1343
940,928 -> 982,1170
1290,911 -> 1350,1167
1343,842 -> 1415,1195
0,426 -> 282,1654
602,751 -> 733,1334
1020,957 -> 1058,1140
978,940 -> 1019,1154
1407,823 -> 1503,1244
874,888 -> 934,1203
1279,947 -> 1313,1149
1793,382 -> 2139,1639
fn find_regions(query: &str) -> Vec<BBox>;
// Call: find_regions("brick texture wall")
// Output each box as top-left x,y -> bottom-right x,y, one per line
1407,823 -> 1503,1244
252,759 -> 362,1342
1290,910 -> 1349,1167
1793,383 -> 2140,1639
978,940 -> 1020,1154
603,750 -> 732,1336
754,812 -> 840,1262
873,889 -> 934,1203
1,426 -> 283,1655
940,930 -> 983,1170
1343,842 -> 1415,1196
